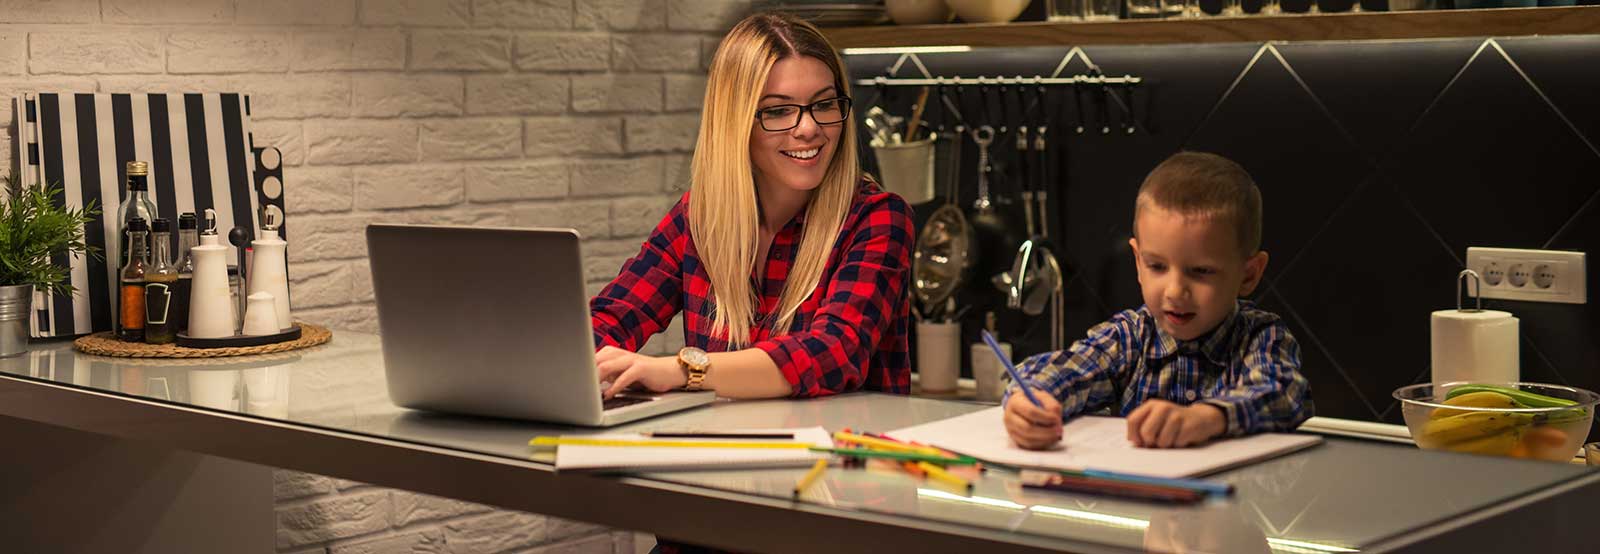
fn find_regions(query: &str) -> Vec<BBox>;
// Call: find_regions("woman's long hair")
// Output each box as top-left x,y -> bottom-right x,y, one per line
690,12 -> 859,348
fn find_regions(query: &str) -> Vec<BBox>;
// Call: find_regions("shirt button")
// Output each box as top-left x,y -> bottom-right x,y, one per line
1185,390 -> 1197,401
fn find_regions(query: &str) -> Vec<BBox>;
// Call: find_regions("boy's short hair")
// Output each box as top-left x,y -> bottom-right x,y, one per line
1134,151 -> 1262,256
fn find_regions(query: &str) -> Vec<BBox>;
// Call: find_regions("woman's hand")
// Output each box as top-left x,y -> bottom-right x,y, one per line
595,346 -> 686,398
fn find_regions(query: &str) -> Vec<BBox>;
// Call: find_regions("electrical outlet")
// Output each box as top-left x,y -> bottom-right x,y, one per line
1465,247 -> 1586,304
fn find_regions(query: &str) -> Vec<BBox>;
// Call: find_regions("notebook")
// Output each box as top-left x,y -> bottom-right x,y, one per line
889,407 -> 1322,478
549,427 -> 834,472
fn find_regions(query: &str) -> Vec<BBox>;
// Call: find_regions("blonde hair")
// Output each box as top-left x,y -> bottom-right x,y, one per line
1134,151 -> 1262,256
690,13 -> 859,348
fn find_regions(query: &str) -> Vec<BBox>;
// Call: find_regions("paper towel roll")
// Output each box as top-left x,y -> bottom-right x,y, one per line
1430,309 -> 1519,385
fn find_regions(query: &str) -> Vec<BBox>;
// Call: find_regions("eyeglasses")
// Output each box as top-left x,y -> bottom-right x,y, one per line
755,97 -> 852,132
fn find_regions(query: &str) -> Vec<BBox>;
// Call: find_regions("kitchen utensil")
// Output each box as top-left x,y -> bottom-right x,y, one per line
863,105 -> 898,146
873,135 -> 938,205
227,226 -> 249,333
968,123 -> 1016,277
187,210 -> 236,340
905,86 -> 931,141
242,292 -> 281,336
248,206 -> 292,332
913,119 -> 973,319
1009,240 -> 1065,350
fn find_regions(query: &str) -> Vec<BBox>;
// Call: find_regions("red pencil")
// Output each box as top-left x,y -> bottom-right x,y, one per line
1024,474 -> 1205,504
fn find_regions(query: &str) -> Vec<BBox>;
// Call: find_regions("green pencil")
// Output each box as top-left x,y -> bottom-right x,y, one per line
809,447 -> 979,465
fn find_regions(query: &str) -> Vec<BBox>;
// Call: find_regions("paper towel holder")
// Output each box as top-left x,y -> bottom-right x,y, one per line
1457,269 -> 1483,313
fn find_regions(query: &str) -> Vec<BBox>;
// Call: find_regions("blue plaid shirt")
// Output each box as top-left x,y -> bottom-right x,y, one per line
1006,300 -> 1313,436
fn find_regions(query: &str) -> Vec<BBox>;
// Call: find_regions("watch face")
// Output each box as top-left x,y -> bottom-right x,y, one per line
683,348 -> 710,367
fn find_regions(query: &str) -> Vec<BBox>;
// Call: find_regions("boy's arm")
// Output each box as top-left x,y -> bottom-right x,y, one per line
1201,321 -> 1314,436
1006,318 -> 1130,419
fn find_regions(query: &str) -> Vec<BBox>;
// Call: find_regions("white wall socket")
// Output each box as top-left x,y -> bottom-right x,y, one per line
1465,247 -> 1586,304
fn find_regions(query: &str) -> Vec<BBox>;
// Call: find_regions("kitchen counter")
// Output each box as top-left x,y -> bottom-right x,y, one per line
0,332 -> 1593,553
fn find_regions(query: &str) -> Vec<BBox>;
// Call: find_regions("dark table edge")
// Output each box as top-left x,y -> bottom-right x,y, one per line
0,373 -> 1135,554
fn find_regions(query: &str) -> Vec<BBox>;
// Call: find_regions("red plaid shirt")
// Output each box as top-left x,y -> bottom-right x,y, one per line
590,179 -> 913,397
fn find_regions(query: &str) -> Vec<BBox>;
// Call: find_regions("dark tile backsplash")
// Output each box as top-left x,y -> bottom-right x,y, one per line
850,35 -> 1600,432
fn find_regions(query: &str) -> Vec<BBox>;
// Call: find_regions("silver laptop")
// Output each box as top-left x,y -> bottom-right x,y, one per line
366,224 -> 715,426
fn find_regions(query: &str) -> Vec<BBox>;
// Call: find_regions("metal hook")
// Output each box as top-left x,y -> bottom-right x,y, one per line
1457,269 -> 1483,312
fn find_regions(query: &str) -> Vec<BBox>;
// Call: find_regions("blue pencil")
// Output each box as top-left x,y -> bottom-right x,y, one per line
981,330 -> 1041,408
1078,468 -> 1235,497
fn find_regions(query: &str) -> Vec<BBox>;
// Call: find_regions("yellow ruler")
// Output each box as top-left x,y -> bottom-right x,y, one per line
530,436 -> 813,449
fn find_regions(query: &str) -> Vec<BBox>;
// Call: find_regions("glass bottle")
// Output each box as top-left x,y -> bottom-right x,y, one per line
115,160 -> 156,337
173,212 -> 198,335
144,218 -> 178,344
118,218 -> 150,342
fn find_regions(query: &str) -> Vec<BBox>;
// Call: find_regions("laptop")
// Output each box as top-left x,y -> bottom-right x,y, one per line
366,224 -> 716,426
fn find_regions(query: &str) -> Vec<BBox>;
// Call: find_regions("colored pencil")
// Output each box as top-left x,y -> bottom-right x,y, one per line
793,458 -> 828,497
917,461 -> 973,491
1025,473 -> 1204,504
1068,468 -> 1234,496
646,432 -> 795,439
809,447 -> 978,465
982,329 -> 1041,407
529,437 -> 811,449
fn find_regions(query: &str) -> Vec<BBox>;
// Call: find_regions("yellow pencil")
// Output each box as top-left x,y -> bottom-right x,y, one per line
529,437 -> 812,449
794,458 -> 828,498
830,432 -> 946,457
916,461 -> 972,492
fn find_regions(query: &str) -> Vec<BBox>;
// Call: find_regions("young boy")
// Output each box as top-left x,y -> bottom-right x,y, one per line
1004,151 -> 1313,450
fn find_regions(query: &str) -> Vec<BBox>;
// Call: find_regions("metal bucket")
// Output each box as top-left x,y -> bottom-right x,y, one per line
872,137 -> 937,204
0,285 -> 31,357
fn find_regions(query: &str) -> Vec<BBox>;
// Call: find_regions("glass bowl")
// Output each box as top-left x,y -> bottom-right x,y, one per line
1393,382 -> 1598,462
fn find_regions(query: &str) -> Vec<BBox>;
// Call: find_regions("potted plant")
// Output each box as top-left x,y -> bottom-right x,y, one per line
0,173 -> 99,356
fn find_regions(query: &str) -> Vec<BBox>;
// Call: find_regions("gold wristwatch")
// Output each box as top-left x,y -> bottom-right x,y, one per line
678,347 -> 710,391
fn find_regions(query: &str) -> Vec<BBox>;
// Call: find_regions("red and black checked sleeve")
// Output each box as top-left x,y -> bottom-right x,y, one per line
589,194 -> 688,352
753,194 -> 915,397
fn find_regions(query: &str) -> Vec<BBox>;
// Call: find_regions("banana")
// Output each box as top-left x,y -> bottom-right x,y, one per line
1430,391 -> 1518,420
1419,411 -> 1534,446
1444,430 -> 1521,457
1444,384 -> 1576,408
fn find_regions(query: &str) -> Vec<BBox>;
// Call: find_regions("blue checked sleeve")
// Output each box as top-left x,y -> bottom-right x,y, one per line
1200,319 -> 1314,436
1004,314 -> 1134,420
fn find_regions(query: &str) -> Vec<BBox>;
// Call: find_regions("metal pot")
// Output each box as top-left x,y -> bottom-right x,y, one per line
0,284 -> 32,357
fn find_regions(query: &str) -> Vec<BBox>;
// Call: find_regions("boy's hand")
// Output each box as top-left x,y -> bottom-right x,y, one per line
1127,400 -> 1227,448
1004,389 -> 1063,450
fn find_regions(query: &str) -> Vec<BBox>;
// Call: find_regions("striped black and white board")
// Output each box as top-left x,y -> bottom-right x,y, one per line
13,92 -> 286,338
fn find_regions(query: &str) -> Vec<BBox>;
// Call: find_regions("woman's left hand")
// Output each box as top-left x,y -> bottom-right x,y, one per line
595,346 -> 687,398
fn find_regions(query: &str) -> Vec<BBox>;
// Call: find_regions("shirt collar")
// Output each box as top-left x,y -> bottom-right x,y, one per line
1145,300 -> 1242,365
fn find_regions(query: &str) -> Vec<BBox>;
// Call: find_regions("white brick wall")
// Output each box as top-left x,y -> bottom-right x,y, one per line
0,2 -> 744,551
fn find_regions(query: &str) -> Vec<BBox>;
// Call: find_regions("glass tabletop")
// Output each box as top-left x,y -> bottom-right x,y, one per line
2,333 -> 1591,553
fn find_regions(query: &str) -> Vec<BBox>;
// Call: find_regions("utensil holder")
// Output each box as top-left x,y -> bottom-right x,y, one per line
873,137 -> 937,205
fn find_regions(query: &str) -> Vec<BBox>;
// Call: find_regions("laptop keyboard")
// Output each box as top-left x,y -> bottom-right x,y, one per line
602,395 -> 653,411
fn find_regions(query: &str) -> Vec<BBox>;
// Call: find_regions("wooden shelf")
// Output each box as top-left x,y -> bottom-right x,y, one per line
824,6 -> 1600,48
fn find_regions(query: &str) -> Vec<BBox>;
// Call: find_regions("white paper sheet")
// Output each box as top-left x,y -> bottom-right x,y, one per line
889,407 -> 1322,478
553,427 -> 833,472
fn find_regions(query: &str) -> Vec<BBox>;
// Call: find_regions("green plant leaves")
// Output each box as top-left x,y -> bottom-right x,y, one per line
0,174 -> 101,296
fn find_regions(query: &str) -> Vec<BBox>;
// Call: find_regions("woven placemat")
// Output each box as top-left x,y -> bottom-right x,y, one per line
73,322 -> 333,358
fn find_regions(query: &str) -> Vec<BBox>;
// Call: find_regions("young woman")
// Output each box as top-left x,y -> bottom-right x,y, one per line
590,12 -> 913,402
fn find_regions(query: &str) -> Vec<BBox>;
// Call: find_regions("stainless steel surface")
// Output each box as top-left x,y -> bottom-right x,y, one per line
0,284 -> 29,357
2,335 -> 1597,553
367,224 -> 712,426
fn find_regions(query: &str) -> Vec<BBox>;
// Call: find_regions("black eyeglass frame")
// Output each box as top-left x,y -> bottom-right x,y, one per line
754,97 -> 853,132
